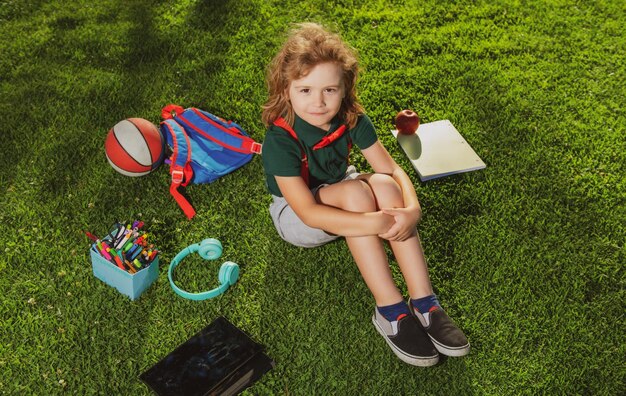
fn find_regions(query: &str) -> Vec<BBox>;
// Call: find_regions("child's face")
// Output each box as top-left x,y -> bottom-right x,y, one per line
287,62 -> 345,131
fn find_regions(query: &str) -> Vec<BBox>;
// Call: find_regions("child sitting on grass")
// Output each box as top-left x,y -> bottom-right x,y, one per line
261,22 -> 469,366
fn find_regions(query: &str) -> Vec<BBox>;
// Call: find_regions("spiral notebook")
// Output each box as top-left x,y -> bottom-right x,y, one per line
140,316 -> 274,396
391,120 -> 486,181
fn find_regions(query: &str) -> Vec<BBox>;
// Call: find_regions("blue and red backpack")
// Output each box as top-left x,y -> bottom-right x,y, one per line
160,104 -> 262,219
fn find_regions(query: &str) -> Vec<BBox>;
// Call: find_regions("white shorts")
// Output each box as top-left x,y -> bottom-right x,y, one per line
269,166 -> 359,248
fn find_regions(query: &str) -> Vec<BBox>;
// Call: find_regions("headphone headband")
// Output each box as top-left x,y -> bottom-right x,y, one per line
168,239 -> 239,300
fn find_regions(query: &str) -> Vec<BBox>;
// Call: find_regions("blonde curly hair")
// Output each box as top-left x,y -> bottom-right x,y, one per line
261,22 -> 364,129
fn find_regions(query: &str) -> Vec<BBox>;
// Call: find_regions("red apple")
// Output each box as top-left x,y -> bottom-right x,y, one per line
395,109 -> 420,135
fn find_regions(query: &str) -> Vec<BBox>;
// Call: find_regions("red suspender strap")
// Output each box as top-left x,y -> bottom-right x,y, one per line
312,124 -> 347,150
312,124 -> 351,176
273,118 -> 309,186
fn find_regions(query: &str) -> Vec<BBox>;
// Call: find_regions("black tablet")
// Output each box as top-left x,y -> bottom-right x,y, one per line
140,317 -> 274,396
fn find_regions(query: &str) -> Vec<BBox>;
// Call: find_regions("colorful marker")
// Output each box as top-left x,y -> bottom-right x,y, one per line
147,250 -> 158,262
122,238 -> 135,252
124,260 -> 137,274
114,229 -> 132,250
135,233 -> 148,246
99,242 -> 112,261
112,252 -> 125,270
108,248 -> 125,270
84,231 -> 99,242
127,245 -> 143,261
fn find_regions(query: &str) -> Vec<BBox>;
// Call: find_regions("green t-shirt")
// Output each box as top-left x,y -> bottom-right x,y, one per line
262,114 -> 378,197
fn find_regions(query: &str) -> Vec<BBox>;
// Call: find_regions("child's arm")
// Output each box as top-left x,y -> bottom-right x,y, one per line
275,176 -> 395,237
361,140 -> 422,241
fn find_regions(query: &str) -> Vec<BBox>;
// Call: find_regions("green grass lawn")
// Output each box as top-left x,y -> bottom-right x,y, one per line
1,0 -> 624,394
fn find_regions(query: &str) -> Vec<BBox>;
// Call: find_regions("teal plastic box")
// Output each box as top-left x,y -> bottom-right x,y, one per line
90,246 -> 158,300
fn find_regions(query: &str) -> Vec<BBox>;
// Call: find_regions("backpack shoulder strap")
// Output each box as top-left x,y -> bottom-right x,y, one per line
169,106 -> 261,154
273,117 -> 309,186
160,119 -> 196,219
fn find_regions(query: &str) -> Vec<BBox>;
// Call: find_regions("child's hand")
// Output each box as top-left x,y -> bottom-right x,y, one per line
378,206 -> 421,241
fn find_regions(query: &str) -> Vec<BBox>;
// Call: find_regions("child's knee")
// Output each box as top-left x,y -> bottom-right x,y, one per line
342,180 -> 376,212
367,174 -> 403,206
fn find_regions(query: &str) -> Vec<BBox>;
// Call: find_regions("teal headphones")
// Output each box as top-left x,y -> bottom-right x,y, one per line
168,239 -> 239,300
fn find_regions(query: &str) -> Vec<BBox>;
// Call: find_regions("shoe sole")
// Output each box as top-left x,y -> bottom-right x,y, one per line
371,315 -> 439,367
427,335 -> 470,357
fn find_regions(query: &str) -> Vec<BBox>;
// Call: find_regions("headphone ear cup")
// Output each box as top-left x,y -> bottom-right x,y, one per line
198,238 -> 222,260
218,261 -> 240,287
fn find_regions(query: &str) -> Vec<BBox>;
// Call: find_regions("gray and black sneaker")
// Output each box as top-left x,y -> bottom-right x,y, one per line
409,302 -> 470,357
372,308 -> 439,367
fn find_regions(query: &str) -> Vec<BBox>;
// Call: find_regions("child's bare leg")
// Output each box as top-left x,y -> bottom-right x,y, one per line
319,177 -> 446,365
358,173 -> 433,299
361,174 -> 470,356
315,179 -> 403,306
